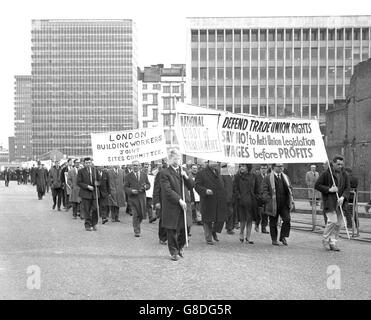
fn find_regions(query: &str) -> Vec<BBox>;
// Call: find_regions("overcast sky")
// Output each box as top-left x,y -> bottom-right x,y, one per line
1,0 -> 370,148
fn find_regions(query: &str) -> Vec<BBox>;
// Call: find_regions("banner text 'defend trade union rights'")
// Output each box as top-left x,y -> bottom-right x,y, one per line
175,103 -> 327,164
91,127 -> 167,166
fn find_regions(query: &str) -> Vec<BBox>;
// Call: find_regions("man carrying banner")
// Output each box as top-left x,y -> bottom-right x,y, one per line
160,149 -> 193,261
124,160 -> 151,237
315,155 -> 350,251
262,163 -> 294,246
195,160 -> 227,245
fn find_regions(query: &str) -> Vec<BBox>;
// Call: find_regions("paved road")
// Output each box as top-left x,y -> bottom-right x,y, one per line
0,184 -> 370,300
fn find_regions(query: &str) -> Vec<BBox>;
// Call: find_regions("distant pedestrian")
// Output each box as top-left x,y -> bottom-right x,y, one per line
49,161 -> 63,211
4,167 -> 10,187
315,155 -> 350,251
305,164 -> 321,206
124,160 -> 151,237
107,166 -> 126,222
67,159 -> 82,219
15,167 -> 22,185
98,167 -> 111,224
345,167 -> 359,231
35,161 -> 48,200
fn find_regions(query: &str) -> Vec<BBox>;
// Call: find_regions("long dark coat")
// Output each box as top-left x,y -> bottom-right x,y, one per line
67,167 -> 81,203
124,171 -> 150,219
107,168 -> 126,207
77,166 -> 101,200
315,168 -> 350,213
160,166 -> 194,230
98,169 -> 111,207
35,168 -> 48,194
195,166 -> 227,223
233,172 -> 261,222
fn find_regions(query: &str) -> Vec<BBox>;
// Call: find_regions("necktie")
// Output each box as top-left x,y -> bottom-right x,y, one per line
89,168 -> 92,185
136,172 -> 139,181
278,173 -> 281,180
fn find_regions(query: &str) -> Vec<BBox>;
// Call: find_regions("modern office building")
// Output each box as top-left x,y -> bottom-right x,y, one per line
13,75 -> 32,162
138,64 -> 186,147
186,16 -> 371,123
31,19 -> 138,157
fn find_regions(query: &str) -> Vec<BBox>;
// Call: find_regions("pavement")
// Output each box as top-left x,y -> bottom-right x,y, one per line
0,183 -> 371,300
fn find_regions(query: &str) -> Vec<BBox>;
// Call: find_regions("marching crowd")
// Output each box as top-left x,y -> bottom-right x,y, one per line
2,151 -> 354,260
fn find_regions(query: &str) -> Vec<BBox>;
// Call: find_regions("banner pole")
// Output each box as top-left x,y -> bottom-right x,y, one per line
181,168 -> 189,247
93,166 -> 100,221
327,160 -> 350,240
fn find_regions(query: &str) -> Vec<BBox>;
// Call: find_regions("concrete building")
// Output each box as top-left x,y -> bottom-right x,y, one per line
8,137 -> 15,162
0,146 -> 9,163
325,58 -> 371,198
138,64 -> 185,147
186,16 -> 371,124
13,76 -> 32,162
31,19 -> 138,158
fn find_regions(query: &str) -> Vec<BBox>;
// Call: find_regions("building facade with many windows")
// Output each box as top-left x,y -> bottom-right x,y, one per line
186,16 -> 371,122
31,19 -> 138,157
138,64 -> 185,147
14,75 -> 32,161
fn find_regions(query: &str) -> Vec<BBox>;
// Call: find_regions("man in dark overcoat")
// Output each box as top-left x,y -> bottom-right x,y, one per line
153,162 -> 168,245
98,167 -> 111,224
77,157 -> 101,231
34,162 -> 48,200
124,160 -> 150,237
67,159 -> 82,219
160,149 -> 194,261
195,160 -> 227,245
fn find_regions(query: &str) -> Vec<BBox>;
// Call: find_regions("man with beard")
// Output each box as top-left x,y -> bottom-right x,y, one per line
315,155 -> 350,251
195,160 -> 227,245
35,162 -> 48,200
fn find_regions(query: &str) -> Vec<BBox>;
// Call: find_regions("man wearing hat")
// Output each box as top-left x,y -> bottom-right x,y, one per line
35,161 -> 48,200
77,157 -> 101,231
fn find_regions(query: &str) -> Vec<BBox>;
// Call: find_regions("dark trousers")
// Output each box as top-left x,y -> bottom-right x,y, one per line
52,188 -> 63,208
5,180 -> 9,187
132,207 -> 143,235
225,202 -> 235,231
146,198 -> 153,219
203,221 -> 224,241
110,206 -> 119,221
81,198 -> 98,228
72,202 -> 80,217
99,199 -> 110,219
62,187 -> 66,207
345,202 -> 358,229
256,206 -> 269,229
269,205 -> 291,241
158,215 -> 167,242
166,228 -> 186,256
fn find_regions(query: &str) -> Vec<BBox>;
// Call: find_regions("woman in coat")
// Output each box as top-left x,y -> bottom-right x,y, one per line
233,164 -> 261,244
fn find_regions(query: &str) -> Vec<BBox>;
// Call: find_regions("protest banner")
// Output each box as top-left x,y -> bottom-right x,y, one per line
175,103 -> 327,164
91,127 -> 167,166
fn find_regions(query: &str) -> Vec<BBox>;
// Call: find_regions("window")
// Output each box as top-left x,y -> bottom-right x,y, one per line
209,67 -> 215,81
328,67 -> 335,81
143,105 -> 148,117
336,85 -> 343,98
303,67 -> 309,79
345,29 -> 352,40
200,48 -> 207,61
285,86 -> 292,98
152,109 -> 158,121
260,47 -> 267,60
328,85 -> 334,98
234,30 -> 241,42
191,30 -> 198,42
163,97 -> 171,110
200,30 -> 207,42
208,30 -> 215,42
217,30 -> 224,42
354,28 -> 360,40
294,29 -> 301,41
226,48 -> 232,61
345,47 -> 352,60
251,86 -> 258,98
260,87 -> 266,98
320,47 -> 326,60
277,48 -> 284,60
251,30 -> 258,41
217,67 -> 224,80
311,85 -> 317,98
200,68 -> 207,80
277,67 -> 283,79
337,47 -> 343,60
243,29 -> 249,41
152,84 -> 160,90
277,86 -> 284,98
303,29 -> 309,41
294,66 -> 300,79
234,48 -> 241,60
345,66 -> 352,78
209,86 -> 216,99
243,48 -> 250,61
163,114 -> 171,126
328,29 -> 335,40
320,85 -> 326,97
251,67 -> 258,79
163,86 -> 170,93
260,105 -> 267,116
362,47 -> 369,60
251,48 -> 258,60
142,84 -> 147,90
311,29 -> 318,41
191,86 -> 198,99
260,29 -> 267,41
320,29 -> 326,41
269,30 -> 275,41
311,104 -> 317,117
268,86 -> 275,97
268,67 -> 275,80
303,85 -> 309,97
142,93 -> 148,101
234,86 -> 241,99
153,93 -> 158,105
209,48 -> 215,61
320,67 -> 326,79
336,66 -> 343,79
226,67 -> 232,80
192,48 -> 198,61
234,67 -> 241,80
277,29 -> 284,41
294,48 -> 301,61
311,66 -> 318,79
294,85 -> 300,98
328,47 -> 335,60
303,47 -> 309,59
285,67 -> 292,79
362,28 -> 369,40
200,86 -> 207,99
217,48 -> 224,61
311,47 -> 318,59
217,86 -> 224,100
243,86 -> 249,99
285,48 -> 292,60
173,86 -> 180,93
226,30 -> 233,42
260,67 -> 267,80
337,29 -> 344,40
285,30 -> 292,41
243,67 -> 249,80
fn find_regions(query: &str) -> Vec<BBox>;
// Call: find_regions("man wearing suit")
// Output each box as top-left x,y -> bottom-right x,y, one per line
262,163 -> 294,246
255,164 -> 270,234
160,149 -> 194,261
67,159 -> 81,219
77,157 -> 101,231
124,160 -> 151,237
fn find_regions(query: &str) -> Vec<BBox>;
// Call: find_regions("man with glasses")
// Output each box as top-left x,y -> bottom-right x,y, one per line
262,163 -> 294,246
315,155 -> 350,251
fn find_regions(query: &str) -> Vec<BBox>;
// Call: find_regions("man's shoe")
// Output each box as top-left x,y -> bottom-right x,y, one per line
149,217 -> 157,223
322,239 -> 331,250
246,239 -> 254,244
262,228 -> 269,234
170,255 -> 178,261
57,207 -> 61,211
329,244 -> 340,251
134,234 -> 140,237
92,226 -> 97,231
102,218 -> 108,224
280,238 -> 288,246
178,249 -> 184,258
85,227 -> 93,231
52,204 -> 56,210
272,240 -> 280,246
159,240 -> 167,245
227,230 -> 235,235
206,240 -> 214,245
212,232 -> 219,242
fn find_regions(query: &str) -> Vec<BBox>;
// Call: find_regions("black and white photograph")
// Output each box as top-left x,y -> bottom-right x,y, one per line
0,0 -> 370,310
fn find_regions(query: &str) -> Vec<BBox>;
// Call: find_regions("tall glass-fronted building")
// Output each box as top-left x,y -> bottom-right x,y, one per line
14,75 -> 32,161
186,16 -> 371,122
31,19 -> 138,157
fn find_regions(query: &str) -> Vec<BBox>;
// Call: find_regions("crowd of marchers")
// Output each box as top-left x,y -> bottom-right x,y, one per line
1,152 -> 357,260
